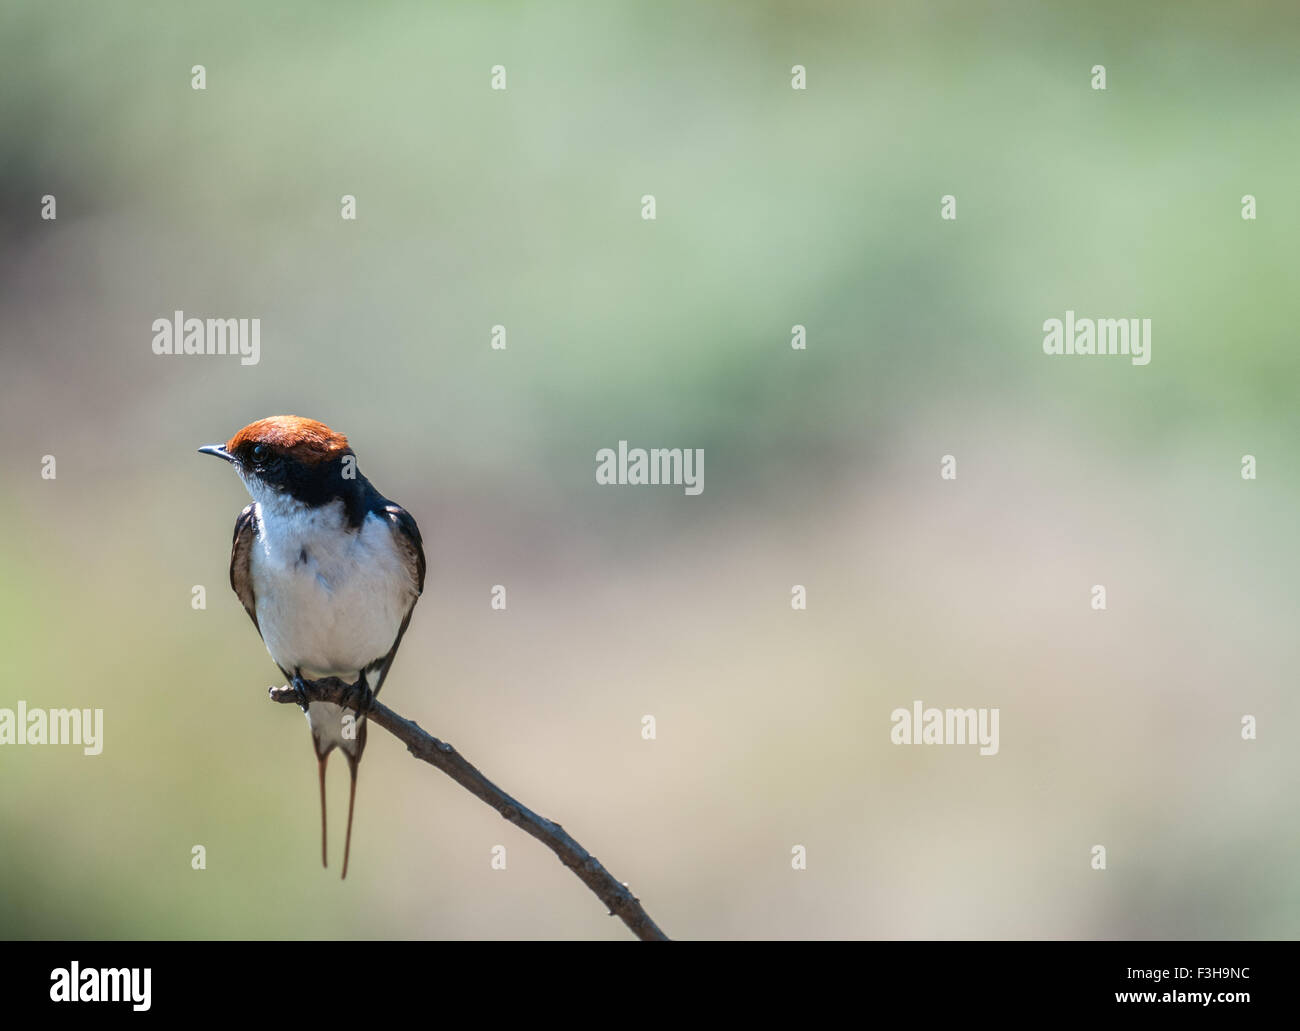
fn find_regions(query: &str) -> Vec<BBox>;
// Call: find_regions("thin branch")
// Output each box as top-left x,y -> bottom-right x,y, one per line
268,677 -> 670,941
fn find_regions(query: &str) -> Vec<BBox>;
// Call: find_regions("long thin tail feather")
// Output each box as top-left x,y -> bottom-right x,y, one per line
317,753 -> 329,869
306,697 -> 368,879
342,753 -> 359,880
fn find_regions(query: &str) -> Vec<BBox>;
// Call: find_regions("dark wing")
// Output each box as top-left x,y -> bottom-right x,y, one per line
229,503 -> 261,635
383,502 -> 426,596
368,502 -> 425,696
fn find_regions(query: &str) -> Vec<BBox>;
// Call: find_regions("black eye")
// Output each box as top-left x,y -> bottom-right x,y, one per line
251,444 -> 267,462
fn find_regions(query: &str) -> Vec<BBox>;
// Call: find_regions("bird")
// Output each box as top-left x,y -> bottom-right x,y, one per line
199,416 -> 425,878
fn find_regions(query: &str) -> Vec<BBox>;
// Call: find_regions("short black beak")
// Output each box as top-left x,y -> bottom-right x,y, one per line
198,444 -> 235,463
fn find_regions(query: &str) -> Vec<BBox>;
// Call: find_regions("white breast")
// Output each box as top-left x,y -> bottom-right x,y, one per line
248,495 -> 416,680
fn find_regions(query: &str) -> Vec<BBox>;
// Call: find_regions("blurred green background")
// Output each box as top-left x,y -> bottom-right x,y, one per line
1,1 -> 1297,939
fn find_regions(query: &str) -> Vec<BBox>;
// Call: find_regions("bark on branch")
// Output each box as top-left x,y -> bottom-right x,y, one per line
268,677 -> 670,941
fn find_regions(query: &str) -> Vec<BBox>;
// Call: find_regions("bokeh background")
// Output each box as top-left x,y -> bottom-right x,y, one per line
1,1 -> 1297,939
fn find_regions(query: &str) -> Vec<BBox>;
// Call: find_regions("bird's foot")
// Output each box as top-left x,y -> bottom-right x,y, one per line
340,676 -> 374,719
291,672 -> 311,713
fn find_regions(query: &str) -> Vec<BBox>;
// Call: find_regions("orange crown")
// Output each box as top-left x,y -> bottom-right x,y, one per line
227,416 -> 352,465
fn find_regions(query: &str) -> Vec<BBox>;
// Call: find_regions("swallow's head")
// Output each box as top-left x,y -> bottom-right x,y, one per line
199,416 -> 355,506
